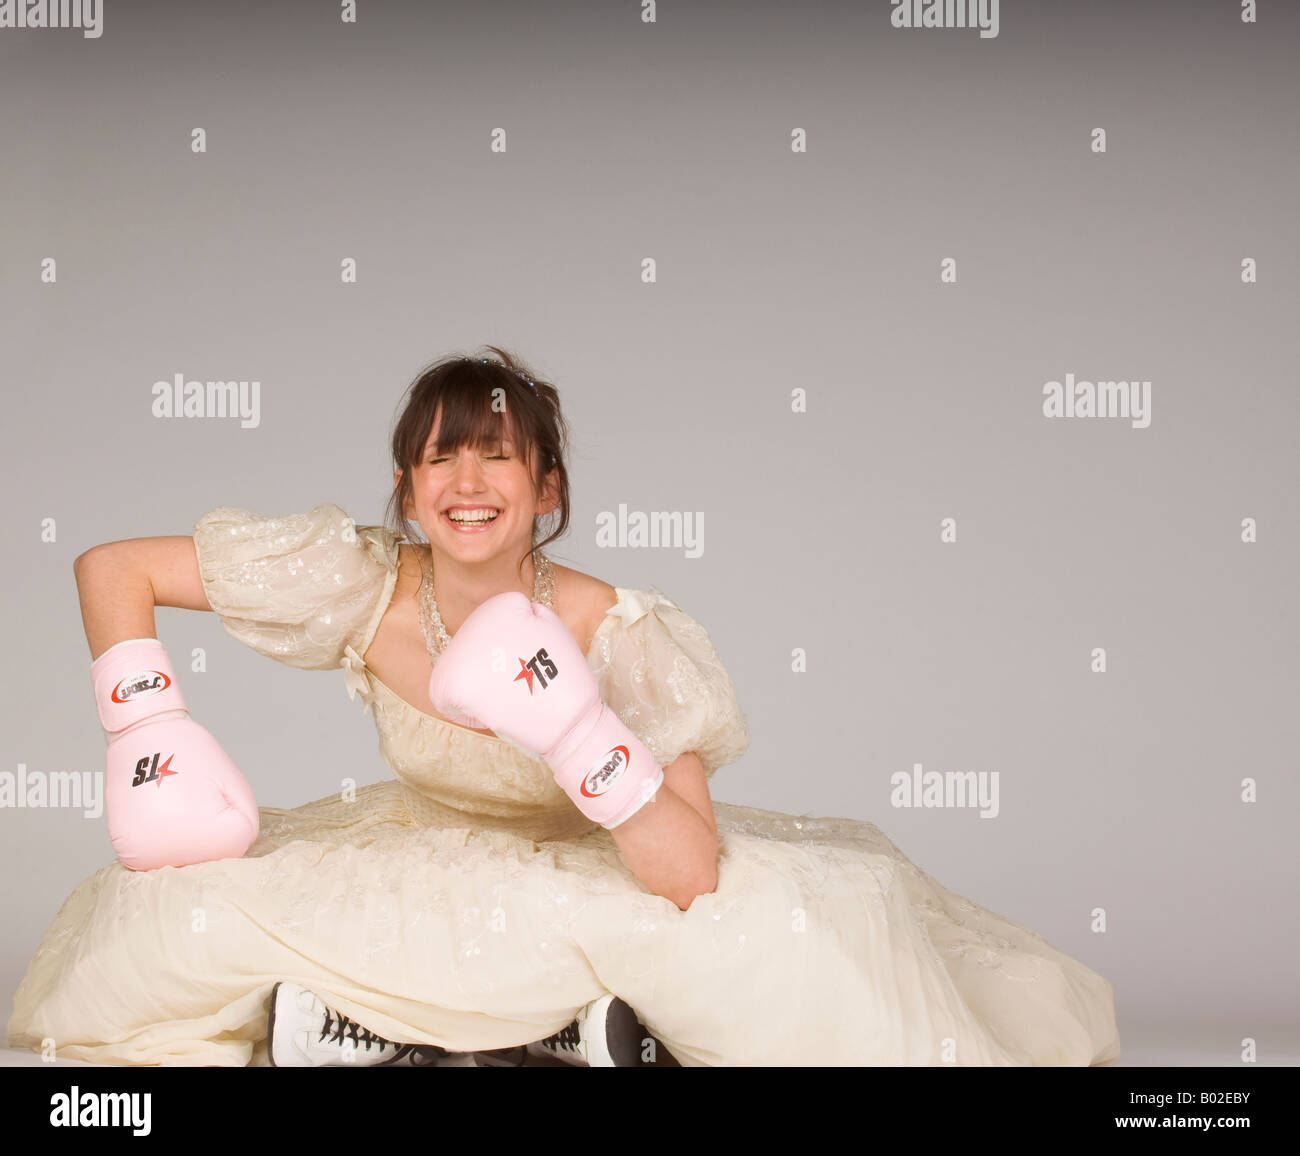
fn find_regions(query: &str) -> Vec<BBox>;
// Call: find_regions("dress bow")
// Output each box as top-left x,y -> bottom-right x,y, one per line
340,644 -> 374,714
610,587 -> 662,628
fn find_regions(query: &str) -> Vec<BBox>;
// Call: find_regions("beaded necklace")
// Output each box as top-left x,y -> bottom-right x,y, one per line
417,550 -> 556,660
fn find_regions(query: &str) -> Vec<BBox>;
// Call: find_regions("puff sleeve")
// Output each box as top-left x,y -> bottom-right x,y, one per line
587,588 -> 750,780
192,502 -> 399,673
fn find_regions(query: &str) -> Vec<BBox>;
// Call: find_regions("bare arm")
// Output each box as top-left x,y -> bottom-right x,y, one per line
608,751 -> 718,911
73,537 -> 211,661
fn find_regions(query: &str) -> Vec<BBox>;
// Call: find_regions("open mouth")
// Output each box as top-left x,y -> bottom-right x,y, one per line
443,508 -> 501,532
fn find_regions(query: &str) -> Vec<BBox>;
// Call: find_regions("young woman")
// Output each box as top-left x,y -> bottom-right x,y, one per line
8,347 -> 1121,1067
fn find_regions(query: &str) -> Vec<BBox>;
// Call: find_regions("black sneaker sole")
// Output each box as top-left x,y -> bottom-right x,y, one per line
266,981 -> 284,1068
604,998 -> 644,1066
611,1000 -> 681,1067
604,998 -> 681,1067
473,1046 -> 529,1067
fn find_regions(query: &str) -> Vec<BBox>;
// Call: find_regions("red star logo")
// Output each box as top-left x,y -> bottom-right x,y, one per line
513,657 -> 535,694
154,754 -> 179,785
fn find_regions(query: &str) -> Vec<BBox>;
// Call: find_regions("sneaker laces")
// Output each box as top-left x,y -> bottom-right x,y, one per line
320,1006 -> 394,1056
384,1043 -> 446,1067
542,1021 -> 583,1055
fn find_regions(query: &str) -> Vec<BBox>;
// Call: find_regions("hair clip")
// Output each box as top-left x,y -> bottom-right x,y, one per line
480,358 -> 535,390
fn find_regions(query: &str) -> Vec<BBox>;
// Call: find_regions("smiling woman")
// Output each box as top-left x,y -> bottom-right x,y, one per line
386,350 -> 573,645
9,344 -> 1121,1069
386,348 -> 571,583
383,352 -> 722,910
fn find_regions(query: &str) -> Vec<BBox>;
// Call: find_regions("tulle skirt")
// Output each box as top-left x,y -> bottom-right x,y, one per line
7,781 -> 1121,1066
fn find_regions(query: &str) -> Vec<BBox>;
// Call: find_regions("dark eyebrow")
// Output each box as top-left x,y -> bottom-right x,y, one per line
421,436 -> 515,456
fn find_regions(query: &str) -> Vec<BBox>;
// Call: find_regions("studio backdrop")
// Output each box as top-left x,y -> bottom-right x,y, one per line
1,0 -> 1296,1062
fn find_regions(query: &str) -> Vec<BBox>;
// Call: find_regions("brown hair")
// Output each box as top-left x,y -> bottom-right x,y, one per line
384,345 -> 572,574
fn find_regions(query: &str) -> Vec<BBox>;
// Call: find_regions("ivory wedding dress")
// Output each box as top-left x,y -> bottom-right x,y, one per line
7,502 -> 1121,1067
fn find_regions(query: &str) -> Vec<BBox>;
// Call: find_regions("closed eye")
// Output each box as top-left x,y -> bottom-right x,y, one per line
428,454 -> 511,464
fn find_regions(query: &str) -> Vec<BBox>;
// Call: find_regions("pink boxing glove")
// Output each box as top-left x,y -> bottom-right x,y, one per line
427,592 -> 664,829
92,638 -> 260,870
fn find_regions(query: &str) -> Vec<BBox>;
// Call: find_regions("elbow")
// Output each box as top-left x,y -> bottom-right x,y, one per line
73,547 -> 98,582
672,863 -> 719,912
74,542 -> 131,590
73,543 -> 109,579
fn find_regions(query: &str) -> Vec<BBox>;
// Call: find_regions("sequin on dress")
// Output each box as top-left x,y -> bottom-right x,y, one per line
6,502 -> 1121,1066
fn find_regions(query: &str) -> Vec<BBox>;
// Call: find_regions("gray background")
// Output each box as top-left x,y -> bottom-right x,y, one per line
2,0 -> 1297,1065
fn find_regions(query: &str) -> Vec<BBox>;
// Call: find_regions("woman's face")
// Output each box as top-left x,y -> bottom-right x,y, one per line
400,412 -> 555,566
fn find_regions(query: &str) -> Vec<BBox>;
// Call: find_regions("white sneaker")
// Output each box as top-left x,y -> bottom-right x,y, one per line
524,994 -> 648,1067
266,981 -> 447,1068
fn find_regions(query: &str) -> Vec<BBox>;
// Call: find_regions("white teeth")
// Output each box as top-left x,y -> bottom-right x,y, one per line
447,509 -> 499,523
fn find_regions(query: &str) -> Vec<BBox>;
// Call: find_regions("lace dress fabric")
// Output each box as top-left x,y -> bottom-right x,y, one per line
6,502 -> 1121,1067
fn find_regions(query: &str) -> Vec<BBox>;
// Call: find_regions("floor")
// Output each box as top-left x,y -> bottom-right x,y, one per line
0,1046 -> 615,1068
4,1025 -> 1297,1067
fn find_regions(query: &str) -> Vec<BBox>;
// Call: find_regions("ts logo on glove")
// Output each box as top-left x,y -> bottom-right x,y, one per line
130,751 -> 180,789
513,647 -> 558,694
